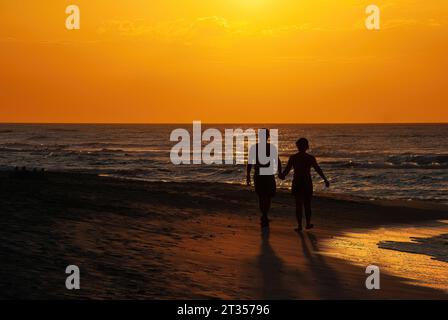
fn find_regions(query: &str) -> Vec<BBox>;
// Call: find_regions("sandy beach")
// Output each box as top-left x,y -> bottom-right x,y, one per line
0,170 -> 447,299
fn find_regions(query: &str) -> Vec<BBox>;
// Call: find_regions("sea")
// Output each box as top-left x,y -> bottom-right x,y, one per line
0,124 -> 447,203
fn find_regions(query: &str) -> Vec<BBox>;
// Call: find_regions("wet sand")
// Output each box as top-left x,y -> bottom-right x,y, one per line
0,171 -> 447,299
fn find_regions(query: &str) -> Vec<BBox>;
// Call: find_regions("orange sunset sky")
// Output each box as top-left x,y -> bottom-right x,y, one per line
0,0 -> 447,123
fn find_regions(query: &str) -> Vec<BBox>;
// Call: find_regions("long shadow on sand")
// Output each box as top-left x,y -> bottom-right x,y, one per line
298,232 -> 348,299
257,227 -> 295,299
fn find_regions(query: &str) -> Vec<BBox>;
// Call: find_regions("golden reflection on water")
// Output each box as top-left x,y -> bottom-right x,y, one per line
321,221 -> 448,291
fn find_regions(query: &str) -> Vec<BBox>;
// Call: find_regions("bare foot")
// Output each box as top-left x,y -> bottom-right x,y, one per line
306,224 -> 314,230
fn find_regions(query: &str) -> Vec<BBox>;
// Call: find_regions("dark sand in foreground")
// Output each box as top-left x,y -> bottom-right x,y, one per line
0,171 -> 447,299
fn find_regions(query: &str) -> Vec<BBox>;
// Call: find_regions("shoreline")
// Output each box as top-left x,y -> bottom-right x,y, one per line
0,170 -> 447,299
100,172 -> 448,211
4,165 -> 446,208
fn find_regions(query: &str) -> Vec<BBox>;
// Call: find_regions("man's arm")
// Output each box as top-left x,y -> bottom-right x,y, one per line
247,144 -> 256,185
277,157 -> 282,177
246,163 -> 252,186
312,157 -> 330,187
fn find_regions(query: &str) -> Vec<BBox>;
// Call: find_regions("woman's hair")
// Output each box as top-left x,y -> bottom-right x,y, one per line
296,138 -> 309,151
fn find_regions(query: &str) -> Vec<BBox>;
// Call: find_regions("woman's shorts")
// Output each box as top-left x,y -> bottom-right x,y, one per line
292,179 -> 313,198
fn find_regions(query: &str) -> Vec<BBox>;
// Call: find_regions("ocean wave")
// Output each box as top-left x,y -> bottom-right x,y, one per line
334,159 -> 448,169
70,142 -> 158,149
47,128 -> 79,133
387,154 -> 448,165
0,143 -> 69,153
316,153 -> 448,170
25,135 -> 52,141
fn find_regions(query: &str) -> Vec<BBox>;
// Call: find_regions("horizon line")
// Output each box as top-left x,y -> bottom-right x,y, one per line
0,122 -> 447,125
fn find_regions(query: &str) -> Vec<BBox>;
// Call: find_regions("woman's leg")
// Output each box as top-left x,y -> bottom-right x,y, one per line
295,195 -> 304,230
304,195 -> 313,228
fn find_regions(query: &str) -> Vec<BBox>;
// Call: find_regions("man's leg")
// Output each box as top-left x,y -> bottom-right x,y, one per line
259,196 -> 271,225
295,195 -> 304,230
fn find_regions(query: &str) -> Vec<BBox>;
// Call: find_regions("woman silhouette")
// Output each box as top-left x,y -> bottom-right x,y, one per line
280,138 -> 330,232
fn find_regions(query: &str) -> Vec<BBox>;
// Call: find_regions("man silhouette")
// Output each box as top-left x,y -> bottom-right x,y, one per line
247,129 -> 281,227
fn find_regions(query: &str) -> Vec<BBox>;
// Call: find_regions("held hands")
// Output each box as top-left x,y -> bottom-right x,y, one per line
324,179 -> 330,188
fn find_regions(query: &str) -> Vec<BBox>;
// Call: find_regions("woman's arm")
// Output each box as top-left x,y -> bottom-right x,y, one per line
280,156 -> 293,180
312,157 -> 330,187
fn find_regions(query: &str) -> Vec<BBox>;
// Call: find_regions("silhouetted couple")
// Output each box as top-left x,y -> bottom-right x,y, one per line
247,133 -> 330,232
